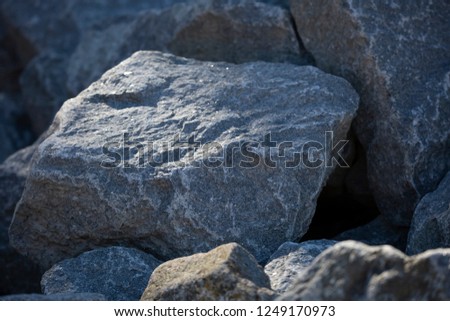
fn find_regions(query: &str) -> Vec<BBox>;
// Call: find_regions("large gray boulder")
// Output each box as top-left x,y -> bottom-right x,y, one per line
41,246 -> 162,301
141,243 -> 274,300
264,240 -> 336,293
407,172 -> 450,255
290,0 -> 450,226
10,51 -> 358,268
279,241 -> 450,300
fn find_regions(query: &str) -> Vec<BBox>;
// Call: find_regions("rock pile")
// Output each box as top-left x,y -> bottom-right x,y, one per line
0,0 -> 448,300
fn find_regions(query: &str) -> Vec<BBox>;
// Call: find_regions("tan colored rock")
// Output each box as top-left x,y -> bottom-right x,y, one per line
141,243 -> 274,301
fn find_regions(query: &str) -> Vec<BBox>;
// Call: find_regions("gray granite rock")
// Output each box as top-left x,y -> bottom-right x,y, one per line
335,216 -> 408,251
9,51 -> 358,268
407,172 -> 450,255
0,144 -> 41,295
41,246 -> 162,301
279,241 -> 450,300
264,240 -> 336,293
67,0 -> 310,96
0,293 -> 106,301
141,243 -> 274,301
291,0 -> 450,226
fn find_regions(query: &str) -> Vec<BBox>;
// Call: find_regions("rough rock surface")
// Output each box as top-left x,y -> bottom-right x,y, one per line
10,51 -> 358,268
0,293 -> 106,301
0,144 -> 41,295
264,240 -> 336,293
291,0 -> 450,226
335,216 -> 408,251
407,172 -> 450,255
141,243 -> 274,300
41,246 -> 162,301
279,241 -> 450,300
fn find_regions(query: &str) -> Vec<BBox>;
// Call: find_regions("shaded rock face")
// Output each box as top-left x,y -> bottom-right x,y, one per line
141,243 -> 274,300
0,0 -> 172,55
290,0 -> 450,226
407,172 -> 450,255
279,241 -> 450,300
67,0 -> 312,127
264,240 -> 336,293
41,247 -> 162,301
0,0 -> 187,135
334,216 -> 408,251
2,0 -> 310,136
9,51 -> 358,269
0,145 -> 41,295
69,0 -> 310,95
0,21 -> 21,92
0,94 -> 34,163
0,293 -> 106,301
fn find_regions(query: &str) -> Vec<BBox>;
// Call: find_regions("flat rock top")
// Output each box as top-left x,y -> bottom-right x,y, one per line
49,50 -> 357,170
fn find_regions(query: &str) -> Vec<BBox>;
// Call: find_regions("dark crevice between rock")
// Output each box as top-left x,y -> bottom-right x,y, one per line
301,191 -> 380,241
288,11 -> 316,66
300,129 -> 380,241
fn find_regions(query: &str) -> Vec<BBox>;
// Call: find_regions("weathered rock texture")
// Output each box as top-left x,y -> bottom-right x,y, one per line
0,293 -> 106,301
41,246 -> 161,301
407,172 -> 450,255
279,241 -> 450,300
141,243 -> 274,300
291,0 -> 450,226
264,240 -> 336,293
0,144 -> 41,295
9,51 -> 358,268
